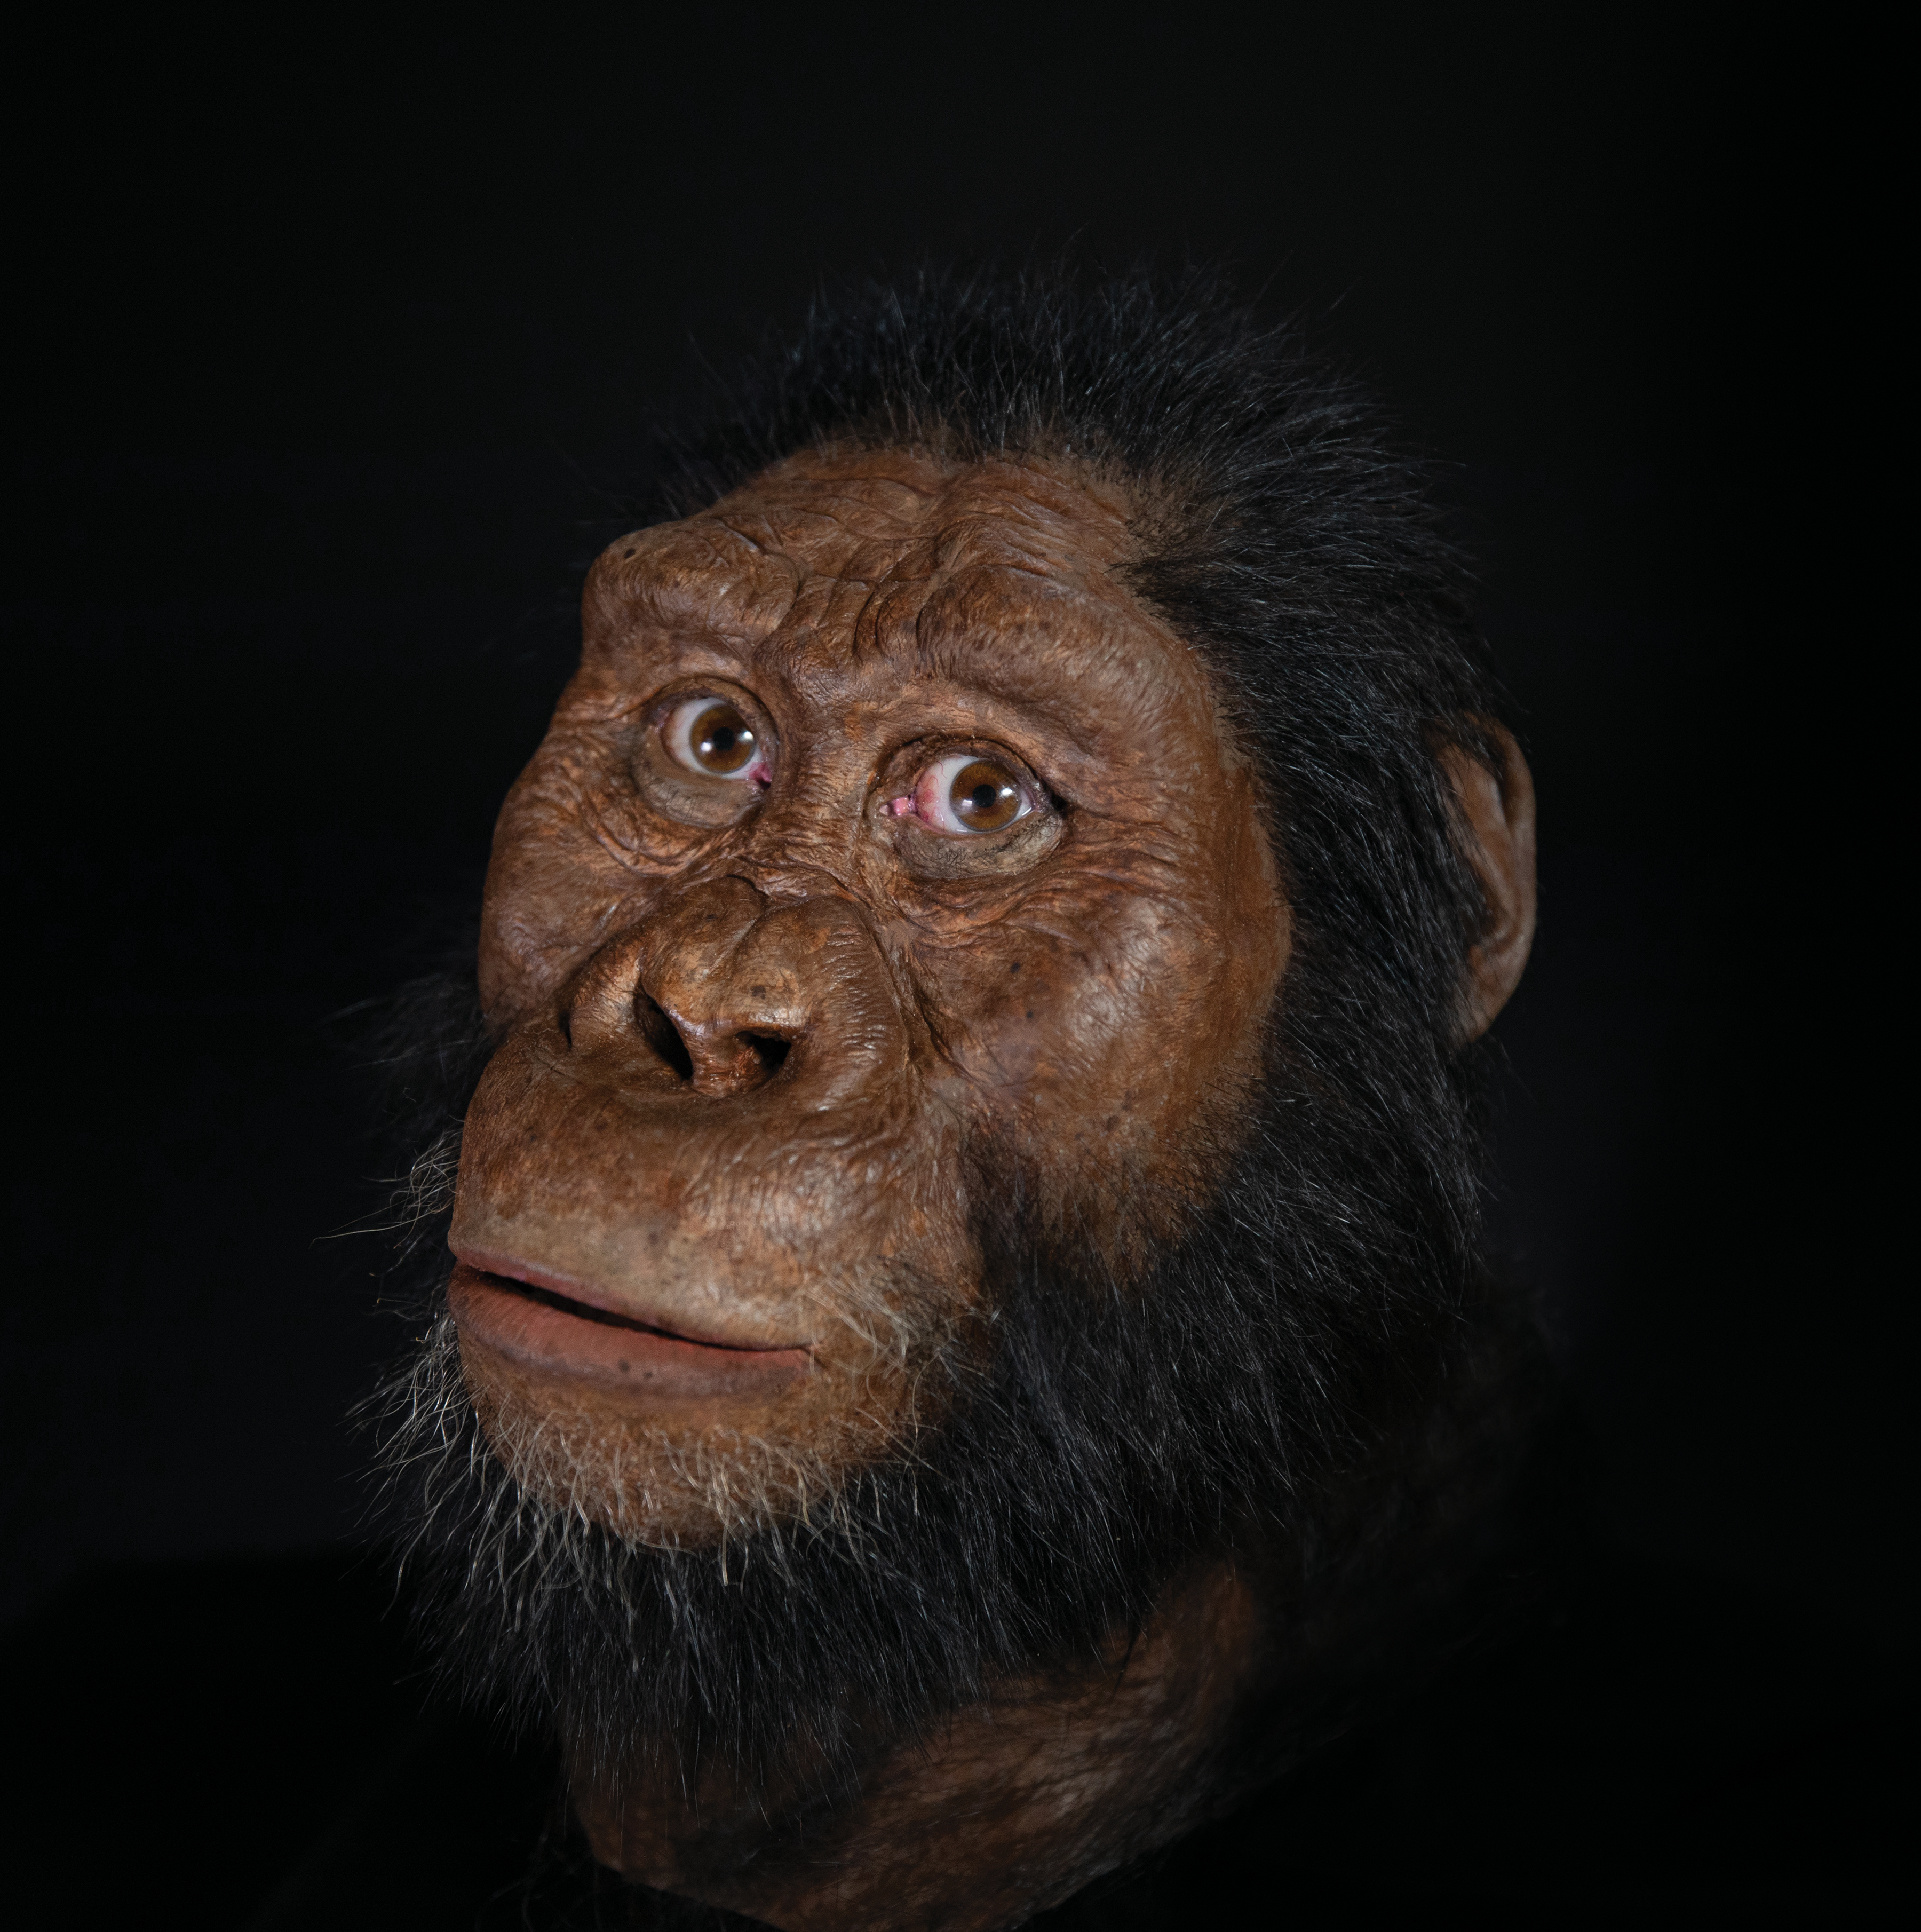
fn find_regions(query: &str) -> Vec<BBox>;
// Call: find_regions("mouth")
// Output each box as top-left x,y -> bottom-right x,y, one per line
447,1258 -> 815,1402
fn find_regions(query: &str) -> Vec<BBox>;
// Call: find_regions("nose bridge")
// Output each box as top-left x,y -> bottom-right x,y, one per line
733,783 -> 864,886
640,876 -> 772,1027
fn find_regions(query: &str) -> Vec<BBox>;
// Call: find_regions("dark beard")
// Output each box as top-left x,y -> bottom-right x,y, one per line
362,981 -> 1538,1827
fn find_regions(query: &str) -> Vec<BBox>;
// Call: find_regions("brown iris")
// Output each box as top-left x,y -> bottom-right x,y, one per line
949,759 -> 1022,831
690,702 -> 756,774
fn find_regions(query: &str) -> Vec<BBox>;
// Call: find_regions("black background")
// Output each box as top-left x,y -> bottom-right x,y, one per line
3,8 -> 1903,1922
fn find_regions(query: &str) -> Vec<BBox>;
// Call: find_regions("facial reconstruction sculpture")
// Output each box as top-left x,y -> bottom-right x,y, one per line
374,271 -> 1538,1930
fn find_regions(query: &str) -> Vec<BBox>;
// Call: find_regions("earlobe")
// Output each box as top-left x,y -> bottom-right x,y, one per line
1441,725 -> 1537,1042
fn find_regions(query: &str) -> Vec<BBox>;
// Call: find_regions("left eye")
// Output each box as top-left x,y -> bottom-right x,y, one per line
894,753 -> 1034,834
662,698 -> 768,782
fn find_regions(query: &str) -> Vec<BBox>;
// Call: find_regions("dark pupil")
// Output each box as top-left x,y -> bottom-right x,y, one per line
949,759 -> 1020,831
694,703 -> 754,774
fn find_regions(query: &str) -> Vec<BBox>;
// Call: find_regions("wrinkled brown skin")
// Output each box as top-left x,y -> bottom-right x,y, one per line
448,448 -> 1537,1929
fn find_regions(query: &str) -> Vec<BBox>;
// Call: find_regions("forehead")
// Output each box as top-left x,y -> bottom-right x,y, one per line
582,448 -> 1193,707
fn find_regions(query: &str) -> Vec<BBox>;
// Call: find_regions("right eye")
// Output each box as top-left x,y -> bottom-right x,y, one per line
662,698 -> 771,785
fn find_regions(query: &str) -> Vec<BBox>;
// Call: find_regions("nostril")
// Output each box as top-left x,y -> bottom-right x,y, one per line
638,995 -> 695,1082
742,1033 -> 791,1081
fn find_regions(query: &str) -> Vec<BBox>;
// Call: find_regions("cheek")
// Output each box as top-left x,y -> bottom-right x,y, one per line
925,882 -> 1268,1143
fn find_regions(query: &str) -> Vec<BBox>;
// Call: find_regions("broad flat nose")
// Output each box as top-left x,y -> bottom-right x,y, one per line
562,877 -> 907,1106
638,977 -> 794,1100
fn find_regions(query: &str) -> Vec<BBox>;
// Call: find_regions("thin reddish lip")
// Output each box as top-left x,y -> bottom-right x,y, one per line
447,1262 -> 815,1402
449,1244 -> 814,1353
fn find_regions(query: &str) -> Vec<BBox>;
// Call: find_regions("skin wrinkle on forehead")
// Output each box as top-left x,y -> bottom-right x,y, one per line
591,453 -> 1172,722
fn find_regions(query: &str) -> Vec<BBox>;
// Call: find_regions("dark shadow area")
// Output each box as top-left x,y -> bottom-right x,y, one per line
3,9 -> 1900,1925
4,1524 -> 1905,1927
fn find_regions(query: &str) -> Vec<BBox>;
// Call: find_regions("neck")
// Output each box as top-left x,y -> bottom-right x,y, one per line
571,1558 -> 1267,1931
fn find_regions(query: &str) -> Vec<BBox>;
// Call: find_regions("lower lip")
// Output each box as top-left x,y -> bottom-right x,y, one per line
447,1264 -> 813,1402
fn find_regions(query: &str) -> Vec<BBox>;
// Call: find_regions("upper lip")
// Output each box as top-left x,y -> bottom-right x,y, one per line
449,1244 -> 815,1354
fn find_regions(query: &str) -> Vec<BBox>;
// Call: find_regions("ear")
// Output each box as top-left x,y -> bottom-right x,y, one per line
1440,724 -> 1537,1042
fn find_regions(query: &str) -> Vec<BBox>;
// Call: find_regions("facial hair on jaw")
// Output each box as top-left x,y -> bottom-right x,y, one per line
363,1002 -> 1499,1832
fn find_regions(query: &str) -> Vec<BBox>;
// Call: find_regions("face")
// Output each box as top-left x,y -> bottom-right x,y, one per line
448,448 -> 1288,1547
